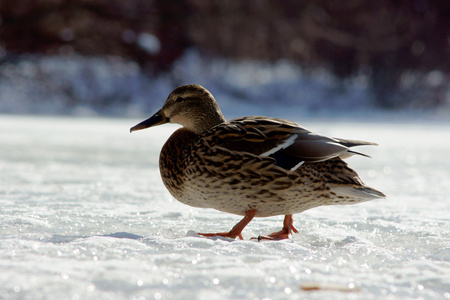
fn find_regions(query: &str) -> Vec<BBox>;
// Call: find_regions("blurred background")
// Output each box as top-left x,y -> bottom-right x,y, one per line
0,0 -> 449,117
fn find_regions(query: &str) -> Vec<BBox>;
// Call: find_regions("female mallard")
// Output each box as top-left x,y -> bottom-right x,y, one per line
131,84 -> 385,240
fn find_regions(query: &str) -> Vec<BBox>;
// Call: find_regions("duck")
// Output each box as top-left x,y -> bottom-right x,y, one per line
130,84 -> 385,240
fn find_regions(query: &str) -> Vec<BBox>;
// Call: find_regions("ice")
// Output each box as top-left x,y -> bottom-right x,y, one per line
1,115 -> 449,300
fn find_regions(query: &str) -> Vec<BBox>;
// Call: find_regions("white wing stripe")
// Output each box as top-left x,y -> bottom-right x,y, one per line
261,134 -> 298,156
291,161 -> 304,171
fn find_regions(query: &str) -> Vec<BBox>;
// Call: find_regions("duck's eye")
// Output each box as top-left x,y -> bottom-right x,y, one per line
175,97 -> 183,103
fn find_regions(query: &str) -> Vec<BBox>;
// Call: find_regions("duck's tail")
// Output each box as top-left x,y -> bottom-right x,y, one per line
330,184 -> 386,203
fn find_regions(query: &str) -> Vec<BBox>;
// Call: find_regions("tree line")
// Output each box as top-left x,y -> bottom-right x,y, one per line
1,0 -> 448,108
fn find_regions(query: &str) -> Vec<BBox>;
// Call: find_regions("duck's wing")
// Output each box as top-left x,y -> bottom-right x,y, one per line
201,116 -> 376,171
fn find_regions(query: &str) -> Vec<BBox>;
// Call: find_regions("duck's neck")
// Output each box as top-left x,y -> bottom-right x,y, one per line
187,108 -> 226,135
201,112 -> 226,133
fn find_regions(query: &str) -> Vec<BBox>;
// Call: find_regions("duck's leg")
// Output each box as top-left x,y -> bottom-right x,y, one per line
198,209 -> 256,240
256,215 -> 298,240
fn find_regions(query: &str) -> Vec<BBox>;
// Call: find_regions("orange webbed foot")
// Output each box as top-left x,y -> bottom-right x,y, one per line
198,232 -> 244,240
197,209 -> 256,240
251,215 -> 298,241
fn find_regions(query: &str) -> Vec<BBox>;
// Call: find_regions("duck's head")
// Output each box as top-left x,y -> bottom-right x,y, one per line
130,84 -> 226,135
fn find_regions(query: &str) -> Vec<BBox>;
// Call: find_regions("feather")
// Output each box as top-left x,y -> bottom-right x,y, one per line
330,185 -> 386,200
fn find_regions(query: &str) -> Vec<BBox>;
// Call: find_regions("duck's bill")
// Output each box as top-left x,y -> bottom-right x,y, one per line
130,110 -> 169,132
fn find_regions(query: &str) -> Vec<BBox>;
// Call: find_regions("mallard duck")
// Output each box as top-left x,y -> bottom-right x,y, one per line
131,84 -> 385,240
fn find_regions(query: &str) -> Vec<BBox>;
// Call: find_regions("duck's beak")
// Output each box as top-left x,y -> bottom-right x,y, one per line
130,110 -> 169,133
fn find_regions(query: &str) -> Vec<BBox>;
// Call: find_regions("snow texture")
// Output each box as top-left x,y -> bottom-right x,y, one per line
1,115 -> 449,300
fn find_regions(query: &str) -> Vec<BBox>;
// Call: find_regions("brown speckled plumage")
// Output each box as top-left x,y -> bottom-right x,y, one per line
131,84 -> 385,240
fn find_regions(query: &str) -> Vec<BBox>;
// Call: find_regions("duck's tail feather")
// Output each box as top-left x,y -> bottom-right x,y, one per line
330,185 -> 386,202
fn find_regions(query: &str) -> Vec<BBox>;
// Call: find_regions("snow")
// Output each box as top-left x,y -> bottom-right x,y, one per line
137,33 -> 161,55
2,51 -> 448,118
1,114 -> 449,300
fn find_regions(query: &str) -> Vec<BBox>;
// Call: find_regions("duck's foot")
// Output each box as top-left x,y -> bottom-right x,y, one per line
198,232 -> 244,240
197,209 -> 256,240
252,215 -> 298,241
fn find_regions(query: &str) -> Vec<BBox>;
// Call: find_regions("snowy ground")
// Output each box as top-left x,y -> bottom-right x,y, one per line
1,114 -> 449,300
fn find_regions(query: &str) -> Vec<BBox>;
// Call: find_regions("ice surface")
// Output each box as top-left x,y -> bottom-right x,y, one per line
1,115 -> 449,300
